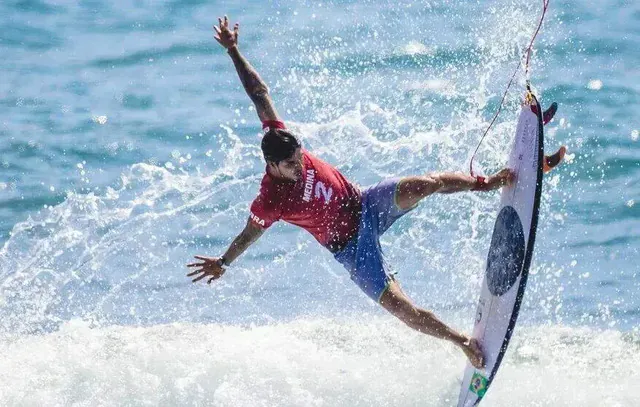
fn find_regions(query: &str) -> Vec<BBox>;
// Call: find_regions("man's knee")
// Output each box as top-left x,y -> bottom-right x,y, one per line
396,175 -> 441,209
379,282 -> 420,321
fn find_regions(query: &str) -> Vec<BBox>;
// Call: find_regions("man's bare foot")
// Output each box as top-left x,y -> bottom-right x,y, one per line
461,337 -> 485,369
481,168 -> 516,191
543,146 -> 567,173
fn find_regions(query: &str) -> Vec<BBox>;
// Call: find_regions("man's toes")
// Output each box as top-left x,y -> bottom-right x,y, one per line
468,338 -> 485,368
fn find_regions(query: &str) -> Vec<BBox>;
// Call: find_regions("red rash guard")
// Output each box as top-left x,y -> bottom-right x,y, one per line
249,121 -> 361,251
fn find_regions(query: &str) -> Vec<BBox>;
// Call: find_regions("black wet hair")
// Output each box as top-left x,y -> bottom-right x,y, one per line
261,129 -> 302,163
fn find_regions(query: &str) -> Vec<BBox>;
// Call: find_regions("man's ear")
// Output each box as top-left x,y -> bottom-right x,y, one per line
266,161 -> 280,176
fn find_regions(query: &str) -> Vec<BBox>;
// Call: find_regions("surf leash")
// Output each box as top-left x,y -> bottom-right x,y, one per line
469,0 -> 550,178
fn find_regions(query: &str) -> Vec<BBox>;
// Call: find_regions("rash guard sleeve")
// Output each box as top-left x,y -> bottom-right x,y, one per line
249,176 -> 282,229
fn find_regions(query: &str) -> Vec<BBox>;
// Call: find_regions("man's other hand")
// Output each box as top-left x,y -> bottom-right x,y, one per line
213,15 -> 239,50
186,255 -> 225,284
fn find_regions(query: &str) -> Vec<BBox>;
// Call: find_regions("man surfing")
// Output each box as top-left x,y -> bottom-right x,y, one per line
187,16 -> 566,369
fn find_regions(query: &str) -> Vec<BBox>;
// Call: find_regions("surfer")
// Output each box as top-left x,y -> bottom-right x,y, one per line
187,16 -> 565,369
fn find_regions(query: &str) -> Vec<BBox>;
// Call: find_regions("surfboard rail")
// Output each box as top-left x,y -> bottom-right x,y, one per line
457,89 -> 545,407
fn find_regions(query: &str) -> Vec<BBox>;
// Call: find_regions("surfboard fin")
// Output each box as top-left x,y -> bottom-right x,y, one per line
542,102 -> 558,125
543,146 -> 566,173
531,102 -> 558,126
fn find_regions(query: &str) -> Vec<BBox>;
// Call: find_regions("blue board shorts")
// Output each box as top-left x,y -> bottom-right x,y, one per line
333,178 -> 416,302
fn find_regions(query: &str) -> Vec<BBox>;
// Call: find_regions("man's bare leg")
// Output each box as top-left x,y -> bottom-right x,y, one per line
379,280 -> 484,368
394,146 -> 567,210
381,146 -> 565,368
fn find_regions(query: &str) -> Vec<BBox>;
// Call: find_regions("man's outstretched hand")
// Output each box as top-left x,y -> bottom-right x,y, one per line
186,255 -> 225,284
213,15 -> 239,50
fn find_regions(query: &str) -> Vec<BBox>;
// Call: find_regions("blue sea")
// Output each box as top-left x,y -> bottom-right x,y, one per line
1,0 -> 638,405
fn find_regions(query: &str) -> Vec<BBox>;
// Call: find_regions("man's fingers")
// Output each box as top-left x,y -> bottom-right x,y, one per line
186,262 -> 204,267
194,255 -> 212,261
187,269 -> 202,277
218,17 -> 223,28
224,15 -> 228,28
213,35 -> 222,45
207,276 -> 217,284
192,273 -> 208,283
213,25 -> 221,34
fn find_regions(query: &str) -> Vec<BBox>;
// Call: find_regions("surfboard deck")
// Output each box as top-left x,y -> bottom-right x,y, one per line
457,90 -> 544,407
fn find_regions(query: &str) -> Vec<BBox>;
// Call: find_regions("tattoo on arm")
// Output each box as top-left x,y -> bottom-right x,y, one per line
227,47 -> 281,122
222,218 -> 265,264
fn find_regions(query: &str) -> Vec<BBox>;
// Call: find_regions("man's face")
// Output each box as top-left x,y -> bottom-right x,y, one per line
270,148 -> 303,182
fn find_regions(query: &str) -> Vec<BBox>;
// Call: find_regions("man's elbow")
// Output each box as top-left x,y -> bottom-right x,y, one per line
248,84 -> 269,100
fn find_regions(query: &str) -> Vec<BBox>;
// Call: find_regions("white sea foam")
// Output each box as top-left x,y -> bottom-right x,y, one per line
1,318 -> 638,407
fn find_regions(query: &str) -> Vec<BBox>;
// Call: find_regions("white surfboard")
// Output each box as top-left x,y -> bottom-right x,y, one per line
457,89 -> 544,407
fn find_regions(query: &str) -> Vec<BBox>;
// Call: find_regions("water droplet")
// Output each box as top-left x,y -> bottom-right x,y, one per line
92,115 -> 108,125
587,79 -> 602,90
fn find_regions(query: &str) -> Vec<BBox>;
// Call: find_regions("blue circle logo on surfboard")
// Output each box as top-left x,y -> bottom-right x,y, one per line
486,206 -> 526,296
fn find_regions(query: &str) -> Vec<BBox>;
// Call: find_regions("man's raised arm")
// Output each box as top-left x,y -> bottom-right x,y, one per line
213,15 -> 281,123
186,218 -> 265,284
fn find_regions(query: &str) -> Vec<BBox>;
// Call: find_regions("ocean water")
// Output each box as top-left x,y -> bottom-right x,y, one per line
0,0 -> 638,405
